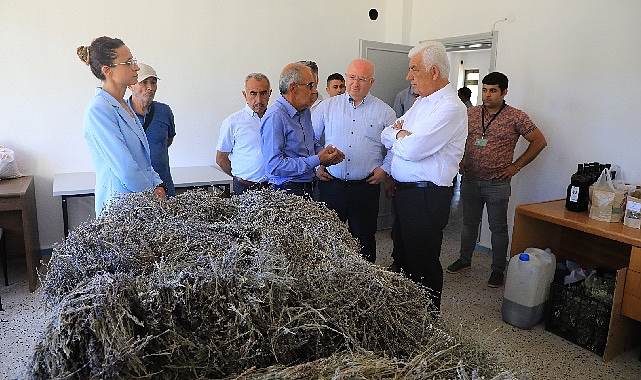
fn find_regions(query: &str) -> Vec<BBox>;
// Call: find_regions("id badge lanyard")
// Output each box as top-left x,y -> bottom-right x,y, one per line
476,101 -> 506,147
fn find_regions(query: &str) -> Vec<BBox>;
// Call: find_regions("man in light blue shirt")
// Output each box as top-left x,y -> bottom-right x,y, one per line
313,58 -> 396,262
261,62 -> 344,197
393,85 -> 417,117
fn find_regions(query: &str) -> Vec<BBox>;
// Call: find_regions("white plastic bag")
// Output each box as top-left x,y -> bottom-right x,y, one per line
0,146 -> 23,179
589,167 -> 627,222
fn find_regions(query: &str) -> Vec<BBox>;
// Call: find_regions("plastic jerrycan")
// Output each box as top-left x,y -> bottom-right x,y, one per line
502,248 -> 556,329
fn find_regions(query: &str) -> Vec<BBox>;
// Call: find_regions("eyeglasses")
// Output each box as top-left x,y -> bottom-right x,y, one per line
110,58 -> 138,69
345,74 -> 372,83
295,82 -> 316,89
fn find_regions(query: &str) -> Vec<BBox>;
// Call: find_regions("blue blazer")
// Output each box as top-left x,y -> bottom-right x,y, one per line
83,88 -> 162,215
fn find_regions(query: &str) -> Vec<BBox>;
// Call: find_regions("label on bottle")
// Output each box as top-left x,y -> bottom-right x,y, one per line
569,186 -> 579,202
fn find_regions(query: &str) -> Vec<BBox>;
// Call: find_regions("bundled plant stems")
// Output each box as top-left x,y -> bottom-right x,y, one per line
27,189 -> 517,379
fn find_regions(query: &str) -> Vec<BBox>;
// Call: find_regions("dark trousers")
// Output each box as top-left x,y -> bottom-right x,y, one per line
233,178 -> 269,195
271,181 -> 314,198
392,184 -> 453,311
318,179 -> 380,263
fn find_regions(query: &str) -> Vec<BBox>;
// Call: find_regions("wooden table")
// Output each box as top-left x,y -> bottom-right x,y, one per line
511,199 -> 641,360
53,166 -> 232,236
0,176 -> 41,291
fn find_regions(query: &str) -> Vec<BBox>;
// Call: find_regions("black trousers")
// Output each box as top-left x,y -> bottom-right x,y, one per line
318,179 -> 380,263
392,184 -> 453,311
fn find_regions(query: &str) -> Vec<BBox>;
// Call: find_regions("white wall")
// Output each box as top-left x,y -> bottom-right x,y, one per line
3,0 -> 641,251
0,0 -> 388,248
407,0 -> 641,251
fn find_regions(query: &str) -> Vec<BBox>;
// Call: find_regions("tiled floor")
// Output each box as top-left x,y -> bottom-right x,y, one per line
1,189 -> 641,379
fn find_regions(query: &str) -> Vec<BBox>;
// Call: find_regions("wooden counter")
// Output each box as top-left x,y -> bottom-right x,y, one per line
511,199 -> 641,360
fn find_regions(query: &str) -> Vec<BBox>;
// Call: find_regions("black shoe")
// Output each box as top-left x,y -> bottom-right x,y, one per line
446,259 -> 471,274
488,270 -> 504,288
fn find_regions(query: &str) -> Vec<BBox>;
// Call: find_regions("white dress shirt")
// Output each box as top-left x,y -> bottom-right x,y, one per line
216,105 -> 267,183
381,85 -> 468,186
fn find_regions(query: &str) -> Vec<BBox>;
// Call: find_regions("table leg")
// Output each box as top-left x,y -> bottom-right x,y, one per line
62,195 -> 69,237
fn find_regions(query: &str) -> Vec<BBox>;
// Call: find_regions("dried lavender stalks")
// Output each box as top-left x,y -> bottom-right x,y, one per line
27,189 -> 511,379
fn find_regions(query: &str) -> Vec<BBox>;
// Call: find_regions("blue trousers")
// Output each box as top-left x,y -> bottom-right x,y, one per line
458,176 -> 511,272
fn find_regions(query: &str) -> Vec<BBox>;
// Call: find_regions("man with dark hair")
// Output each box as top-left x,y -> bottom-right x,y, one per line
447,71 -> 547,287
326,73 -> 346,97
458,86 -> 473,108
299,60 -> 324,112
261,62 -> 344,197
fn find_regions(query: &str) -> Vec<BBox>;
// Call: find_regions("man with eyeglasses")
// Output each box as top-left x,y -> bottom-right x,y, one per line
127,63 -> 177,196
261,62 -> 344,197
216,73 -> 272,195
312,58 -> 396,263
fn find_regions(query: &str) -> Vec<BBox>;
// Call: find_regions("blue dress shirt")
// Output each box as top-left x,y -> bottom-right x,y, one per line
127,98 -> 176,196
312,92 -> 396,180
260,96 -> 321,185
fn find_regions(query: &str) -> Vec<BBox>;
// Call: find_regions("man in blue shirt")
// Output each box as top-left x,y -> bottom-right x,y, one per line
313,58 -> 396,263
127,63 -> 176,196
260,62 -> 344,197
393,85 -> 417,118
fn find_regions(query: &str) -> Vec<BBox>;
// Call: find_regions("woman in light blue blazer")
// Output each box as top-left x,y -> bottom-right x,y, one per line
77,37 -> 166,216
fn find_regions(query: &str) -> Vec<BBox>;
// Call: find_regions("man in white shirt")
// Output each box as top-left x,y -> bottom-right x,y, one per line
216,73 -> 272,195
381,41 -> 468,312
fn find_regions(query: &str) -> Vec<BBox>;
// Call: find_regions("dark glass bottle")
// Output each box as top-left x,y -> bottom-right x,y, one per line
566,164 -> 589,212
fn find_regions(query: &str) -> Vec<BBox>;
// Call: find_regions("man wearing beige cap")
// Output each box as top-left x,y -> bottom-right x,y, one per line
127,63 -> 177,196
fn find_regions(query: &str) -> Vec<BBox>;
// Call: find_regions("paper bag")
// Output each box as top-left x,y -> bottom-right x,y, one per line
624,195 -> 641,229
589,168 -> 627,222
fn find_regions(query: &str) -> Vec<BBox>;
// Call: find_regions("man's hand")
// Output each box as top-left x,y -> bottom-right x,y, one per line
315,165 -> 333,181
459,161 -> 466,175
384,175 -> 395,199
154,185 -> 167,199
392,119 -> 411,139
318,144 -> 345,166
366,167 -> 388,185
497,163 -> 520,180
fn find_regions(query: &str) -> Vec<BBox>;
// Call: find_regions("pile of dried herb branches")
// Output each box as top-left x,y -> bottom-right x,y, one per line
27,189 -> 513,379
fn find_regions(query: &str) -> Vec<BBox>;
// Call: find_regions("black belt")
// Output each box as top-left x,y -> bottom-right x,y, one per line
394,180 -> 441,189
234,176 -> 269,189
274,181 -> 313,188
332,178 -> 370,186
